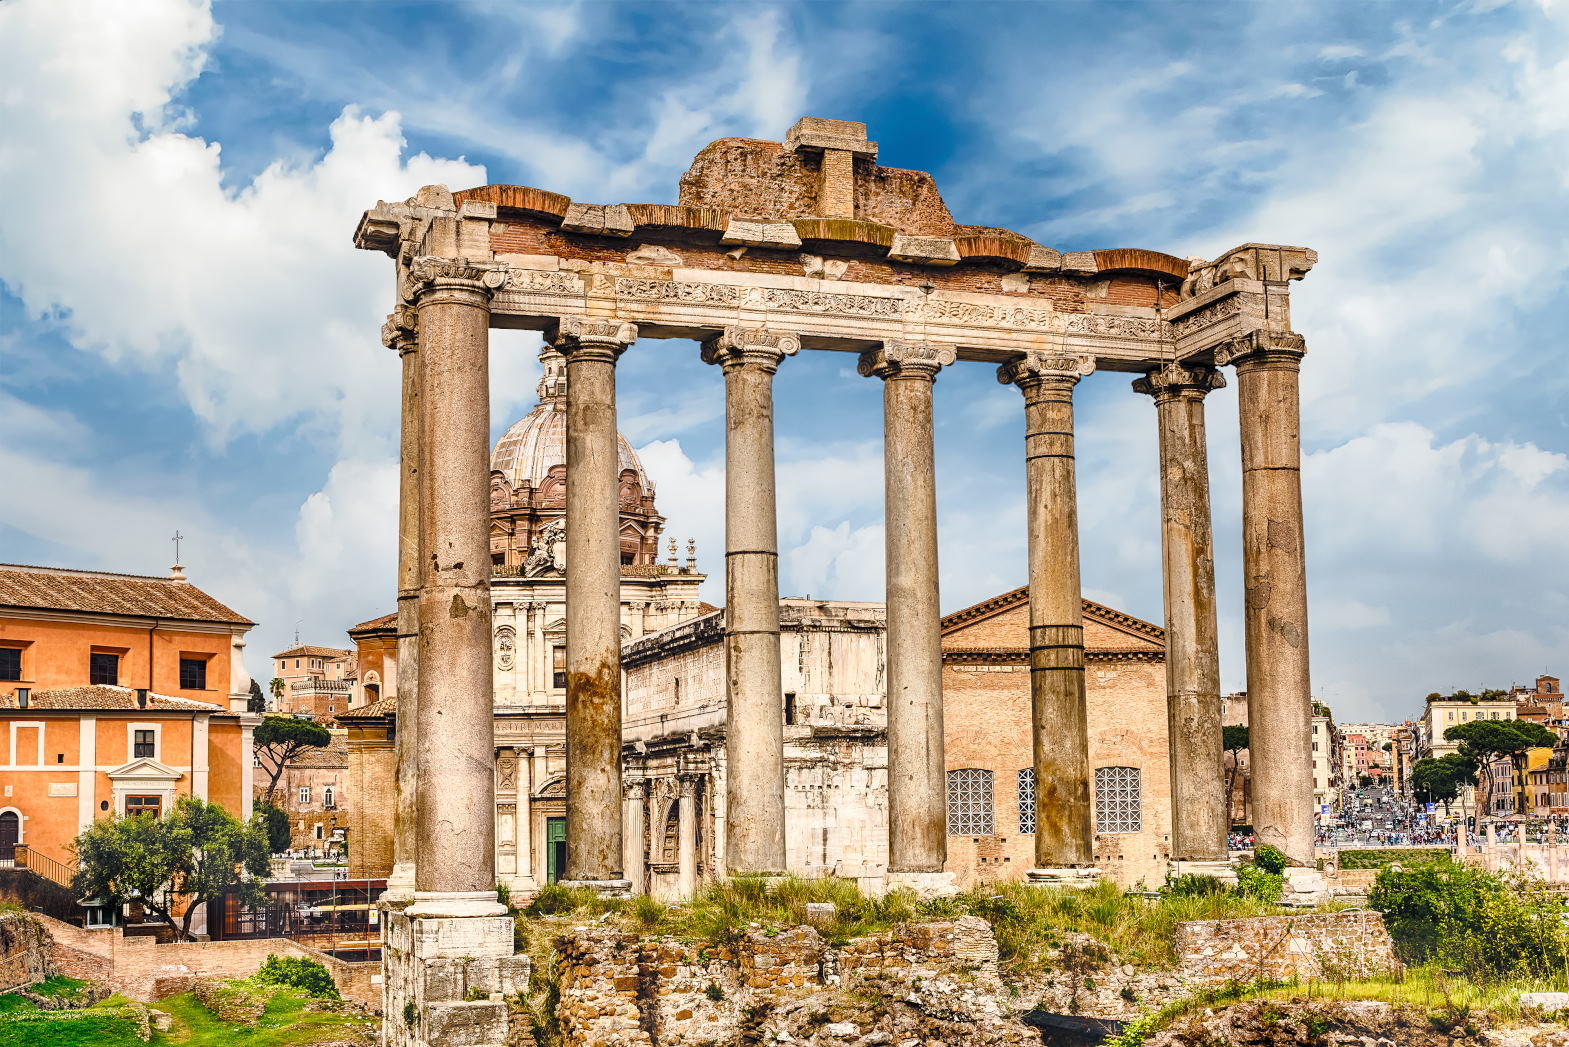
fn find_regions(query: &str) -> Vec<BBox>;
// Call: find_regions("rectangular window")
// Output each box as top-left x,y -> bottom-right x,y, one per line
1094,766 -> 1143,834
133,730 -> 155,759
1017,768 -> 1037,834
552,646 -> 566,690
783,691 -> 796,725
179,657 -> 207,690
125,795 -> 162,820
89,651 -> 119,685
946,768 -> 995,836
0,648 -> 20,682
299,786 -> 311,804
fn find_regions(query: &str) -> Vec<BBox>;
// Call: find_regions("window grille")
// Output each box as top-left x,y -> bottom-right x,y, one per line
90,652 -> 119,686
0,648 -> 20,682
133,730 -> 155,759
1094,766 -> 1142,834
946,768 -> 994,836
179,657 -> 206,690
1017,768 -> 1036,834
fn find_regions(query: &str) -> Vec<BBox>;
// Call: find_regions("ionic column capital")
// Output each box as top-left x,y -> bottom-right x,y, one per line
858,340 -> 955,382
1132,362 -> 1226,403
381,305 -> 419,355
997,351 -> 1096,395
1213,330 -> 1306,370
547,317 -> 638,364
404,257 -> 507,306
700,325 -> 800,374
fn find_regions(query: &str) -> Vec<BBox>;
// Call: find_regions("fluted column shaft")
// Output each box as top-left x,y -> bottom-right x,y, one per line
383,308 -> 420,898
860,341 -> 954,875
410,262 -> 502,910
623,779 -> 647,895
1000,352 -> 1097,874
1134,363 -> 1228,865
553,317 -> 638,888
1218,330 -> 1314,865
703,327 -> 798,877
677,775 -> 699,897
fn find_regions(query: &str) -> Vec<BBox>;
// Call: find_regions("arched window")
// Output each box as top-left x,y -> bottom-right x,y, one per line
946,769 -> 994,836
1017,768 -> 1036,834
1094,766 -> 1142,834
323,787 -> 335,810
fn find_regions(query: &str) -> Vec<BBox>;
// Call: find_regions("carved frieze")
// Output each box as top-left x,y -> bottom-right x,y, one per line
495,625 -> 516,672
504,269 -> 585,294
1170,295 -> 1242,340
1181,244 -> 1317,298
615,277 -> 745,305
759,287 -> 901,317
1062,314 -> 1162,339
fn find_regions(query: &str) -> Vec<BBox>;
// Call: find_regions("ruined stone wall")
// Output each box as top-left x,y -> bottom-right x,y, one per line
1173,911 -> 1400,984
557,917 -> 1034,1047
0,912 -> 52,991
382,909 -> 527,1047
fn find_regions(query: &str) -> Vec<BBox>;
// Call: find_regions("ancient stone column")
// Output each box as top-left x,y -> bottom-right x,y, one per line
701,326 -> 799,878
859,341 -> 955,889
1215,330 -> 1314,868
1133,363 -> 1231,877
677,774 -> 699,898
408,259 -> 507,918
383,306 -> 420,902
624,778 -> 647,896
551,317 -> 638,893
998,351 -> 1101,887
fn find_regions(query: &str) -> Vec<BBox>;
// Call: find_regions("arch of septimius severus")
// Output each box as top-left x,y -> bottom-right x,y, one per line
355,117 -> 1317,1044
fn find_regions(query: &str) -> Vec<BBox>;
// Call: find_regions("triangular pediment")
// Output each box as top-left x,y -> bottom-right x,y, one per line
106,758 -> 183,782
941,587 -> 1165,652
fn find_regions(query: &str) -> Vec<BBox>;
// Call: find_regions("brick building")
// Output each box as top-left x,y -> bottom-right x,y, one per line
0,563 -> 258,866
266,729 -> 350,859
270,644 -> 353,719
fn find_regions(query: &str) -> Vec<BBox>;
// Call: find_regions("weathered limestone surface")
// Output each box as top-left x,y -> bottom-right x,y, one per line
861,343 -> 954,878
1218,330 -> 1314,866
702,326 -> 797,877
386,307 -> 420,899
1000,352 -> 1098,879
554,317 -> 638,889
556,918 -> 1036,1047
382,909 -> 527,1047
1134,363 -> 1229,867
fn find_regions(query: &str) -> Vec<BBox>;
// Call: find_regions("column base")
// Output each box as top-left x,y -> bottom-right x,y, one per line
1167,858 -> 1237,885
1280,866 -> 1331,907
556,879 -> 632,898
884,871 -> 960,898
382,907 -> 527,1047
405,890 -> 508,919
1026,866 -> 1102,889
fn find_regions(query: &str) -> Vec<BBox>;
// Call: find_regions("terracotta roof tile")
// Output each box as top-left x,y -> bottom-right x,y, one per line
336,697 -> 396,719
0,564 -> 253,626
347,612 -> 397,634
272,645 -> 351,659
0,685 -> 226,712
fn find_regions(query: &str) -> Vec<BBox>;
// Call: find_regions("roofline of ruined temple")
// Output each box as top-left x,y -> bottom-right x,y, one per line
352,131 -> 1316,292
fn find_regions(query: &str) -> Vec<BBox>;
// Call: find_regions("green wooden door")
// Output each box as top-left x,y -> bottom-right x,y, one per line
546,817 -> 567,884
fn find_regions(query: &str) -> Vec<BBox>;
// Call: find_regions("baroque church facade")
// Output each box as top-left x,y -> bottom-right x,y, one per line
345,348 -> 1175,894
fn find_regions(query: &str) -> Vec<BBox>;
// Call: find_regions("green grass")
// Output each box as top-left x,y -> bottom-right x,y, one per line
0,990 -> 145,1047
1339,848 -> 1451,869
152,989 -> 375,1047
521,874 -> 1296,971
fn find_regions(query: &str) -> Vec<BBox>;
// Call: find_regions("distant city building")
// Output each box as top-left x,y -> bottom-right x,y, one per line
270,644 -> 353,719
0,562 -> 258,869
265,729 -> 350,858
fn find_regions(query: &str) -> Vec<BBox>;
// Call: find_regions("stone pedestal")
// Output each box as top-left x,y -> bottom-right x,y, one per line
1280,865 -> 1331,906
1167,858 -> 1237,884
884,870 -> 960,898
382,908 -> 527,1047
1026,866 -> 1102,889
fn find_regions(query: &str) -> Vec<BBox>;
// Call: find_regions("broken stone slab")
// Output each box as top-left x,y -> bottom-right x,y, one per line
560,202 -> 634,237
1520,991 -> 1569,1011
721,219 -> 802,248
888,234 -> 960,266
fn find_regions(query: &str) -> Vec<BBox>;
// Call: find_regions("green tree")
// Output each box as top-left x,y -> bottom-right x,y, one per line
268,676 -> 285,704
1411,754 -> 1474,819
254,715 -> 332,803
1443,720 -> 1559,815
72,796 -> 270,941
1222,725 -> 1249,825
247,679 -> 265,713
252,799 -> 291,853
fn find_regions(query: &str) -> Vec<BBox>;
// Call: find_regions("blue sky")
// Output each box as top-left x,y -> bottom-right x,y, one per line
2,0 -> 1567,723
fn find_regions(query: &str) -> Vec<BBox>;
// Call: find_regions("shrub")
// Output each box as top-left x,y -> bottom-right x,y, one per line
1368,860 -> 1569,980
255,953 -> 340,1000
1161,874 -> 1227,898
1234,862 -> 1284,903
1251,845 -> 1288,875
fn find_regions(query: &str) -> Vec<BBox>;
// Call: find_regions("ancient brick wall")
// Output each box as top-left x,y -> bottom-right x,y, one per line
0,912 -> 53,991
1173,911 -> 1400,984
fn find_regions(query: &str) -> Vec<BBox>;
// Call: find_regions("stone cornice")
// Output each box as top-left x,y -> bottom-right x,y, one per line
700,326 -> 801,373
940,588 -> 1166,645
858,340 -> 955,381
1132,362 -> 1226,401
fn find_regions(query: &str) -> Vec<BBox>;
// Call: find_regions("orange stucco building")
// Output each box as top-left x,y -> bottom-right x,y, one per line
0,564 -> 259,867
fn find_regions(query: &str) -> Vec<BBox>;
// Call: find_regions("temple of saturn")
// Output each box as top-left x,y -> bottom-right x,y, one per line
354,117 -> 1319,1043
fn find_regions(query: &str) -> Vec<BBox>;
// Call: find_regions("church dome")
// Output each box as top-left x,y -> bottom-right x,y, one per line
490,347 -> 652,496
